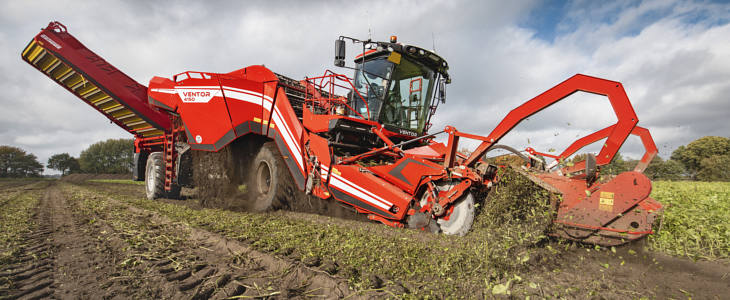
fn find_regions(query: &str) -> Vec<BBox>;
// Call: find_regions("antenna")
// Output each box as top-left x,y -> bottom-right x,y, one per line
367,10 -> 372,40
432,32 -> 437,52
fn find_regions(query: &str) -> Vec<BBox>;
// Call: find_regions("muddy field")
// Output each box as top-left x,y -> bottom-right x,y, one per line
1,177 -> 728,299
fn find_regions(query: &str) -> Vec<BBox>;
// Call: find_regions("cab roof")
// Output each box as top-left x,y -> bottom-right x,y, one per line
354,42 -> 450,83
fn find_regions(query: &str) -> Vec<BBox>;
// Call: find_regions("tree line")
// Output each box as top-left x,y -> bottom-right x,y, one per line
1,136 -> 728,181
602,136 -> 730,181
0,138 -> 134,178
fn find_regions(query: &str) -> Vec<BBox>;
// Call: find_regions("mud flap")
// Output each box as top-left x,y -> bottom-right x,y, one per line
133,152 -> 149,181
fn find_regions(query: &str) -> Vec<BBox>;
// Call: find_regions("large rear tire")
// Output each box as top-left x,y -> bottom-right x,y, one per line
145,152 -> 181,200
247,142 -> 293,212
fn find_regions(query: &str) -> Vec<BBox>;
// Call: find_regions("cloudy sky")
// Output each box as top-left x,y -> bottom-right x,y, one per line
1,0 -> 729,174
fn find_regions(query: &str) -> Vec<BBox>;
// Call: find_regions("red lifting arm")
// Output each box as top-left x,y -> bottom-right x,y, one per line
463,74 -> 639,167
552,125 -> 657,172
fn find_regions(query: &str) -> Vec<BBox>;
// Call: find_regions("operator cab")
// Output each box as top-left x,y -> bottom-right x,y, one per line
337,36 -> 450,139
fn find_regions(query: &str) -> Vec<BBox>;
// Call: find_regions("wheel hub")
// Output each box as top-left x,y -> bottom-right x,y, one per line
418,181 -> 476,236
255,161 -> 272,195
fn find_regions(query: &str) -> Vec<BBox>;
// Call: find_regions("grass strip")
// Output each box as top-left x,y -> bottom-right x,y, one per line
87,179 -> 144,185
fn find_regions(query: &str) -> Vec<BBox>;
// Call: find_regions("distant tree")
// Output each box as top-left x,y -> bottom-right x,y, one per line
696,154 -> 730,182
601,152 -> 630,176
47,153 -> 81,176
643,156 -> 686,181
671,136 -> 730,179
0,145 -> 44,178
79,139 -> 134,174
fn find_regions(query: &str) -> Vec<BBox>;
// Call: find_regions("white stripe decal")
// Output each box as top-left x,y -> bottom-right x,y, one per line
221,87 -> 303,172
332,172 -> 393,207
150,88 -> 177,94
329,176 -> 391,210
319,165 -> 393,209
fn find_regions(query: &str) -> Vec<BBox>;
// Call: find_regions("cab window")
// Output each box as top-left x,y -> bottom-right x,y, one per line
380,57 -> 435,134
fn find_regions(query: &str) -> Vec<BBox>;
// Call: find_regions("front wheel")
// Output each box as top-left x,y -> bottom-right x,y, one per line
145,152 -> 181,200
418,182 -> 476,236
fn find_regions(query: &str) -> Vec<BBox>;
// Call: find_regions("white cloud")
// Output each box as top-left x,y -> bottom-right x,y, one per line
1,0 -> 727,174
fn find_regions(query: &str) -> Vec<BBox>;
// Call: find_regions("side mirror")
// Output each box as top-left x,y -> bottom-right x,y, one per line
439,79 -> 446,103
335,39 -> 346,67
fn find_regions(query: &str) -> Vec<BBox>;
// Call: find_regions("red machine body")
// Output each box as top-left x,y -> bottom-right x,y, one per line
22,22 -> 663,245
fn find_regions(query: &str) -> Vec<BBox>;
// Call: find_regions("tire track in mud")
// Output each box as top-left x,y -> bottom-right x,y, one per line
0,185 -> 55,300
60,182 -> 373,299
97,193 -> 358,299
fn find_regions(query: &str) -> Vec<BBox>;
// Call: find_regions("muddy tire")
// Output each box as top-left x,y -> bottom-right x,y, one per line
145,152 -> 181,200
247,142 -> 292,212
437,193 -> 475,236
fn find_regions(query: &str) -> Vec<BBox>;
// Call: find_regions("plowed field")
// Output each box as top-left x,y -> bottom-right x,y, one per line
1,177 -> 728,299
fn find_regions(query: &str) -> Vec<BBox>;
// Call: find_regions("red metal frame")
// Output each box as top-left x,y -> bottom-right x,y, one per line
525,125 -> 658,173
460,74 -> 639,168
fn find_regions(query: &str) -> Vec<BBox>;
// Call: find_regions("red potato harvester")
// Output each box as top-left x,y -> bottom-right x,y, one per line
23,22 -> 662,245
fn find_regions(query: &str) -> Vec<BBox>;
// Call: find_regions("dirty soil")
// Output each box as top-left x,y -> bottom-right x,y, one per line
1,178 -> 728,299
0,180 -> 377,299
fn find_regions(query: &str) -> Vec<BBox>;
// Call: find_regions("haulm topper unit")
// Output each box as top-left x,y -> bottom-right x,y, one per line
23,21 -> 662,245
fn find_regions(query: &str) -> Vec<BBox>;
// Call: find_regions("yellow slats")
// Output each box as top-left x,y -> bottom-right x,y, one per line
23,39 -> 165,139
45,60 -> 62,74
40,57 -> 59,72
87,92 -> 109,103
63,73 -> 83,87
129,122 -> 152,130
52,64 -> 72,79
77,84 -> 99,96
69,77 -> 88,91
122,116 -> 143,124
113,111 -> 135,120
125,120 -> 148,127
142,130 -> 164,138
31,50 -> 47,65
25,46 -> 44,62
93,97 -> 114,107
106,106 -> 125,113
57,69 -> 76,82
21,41 -> 38,58
98,101 -> 120,111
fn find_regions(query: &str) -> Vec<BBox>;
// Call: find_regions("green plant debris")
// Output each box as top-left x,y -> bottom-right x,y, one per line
0,193 -> 41,264
0,181 -> 44,289
74,168 -> 558,298
649,181 -> 730,259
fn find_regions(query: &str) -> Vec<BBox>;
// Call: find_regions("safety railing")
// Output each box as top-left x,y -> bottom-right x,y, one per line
303,70 -> 372,120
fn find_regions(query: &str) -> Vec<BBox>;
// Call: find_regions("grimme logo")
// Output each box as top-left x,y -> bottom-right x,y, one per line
177,89 -> 216,103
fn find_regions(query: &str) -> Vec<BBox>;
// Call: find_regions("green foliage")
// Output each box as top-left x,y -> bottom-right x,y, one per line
47,153 -> 81,176
696,154 -> 730,182
644,156 -> 686,181
649,181 -> 730,259
0,145 -> 44,178
671,136 -> 730,179
79,138 -> 134,174
601,152 -> 630,175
